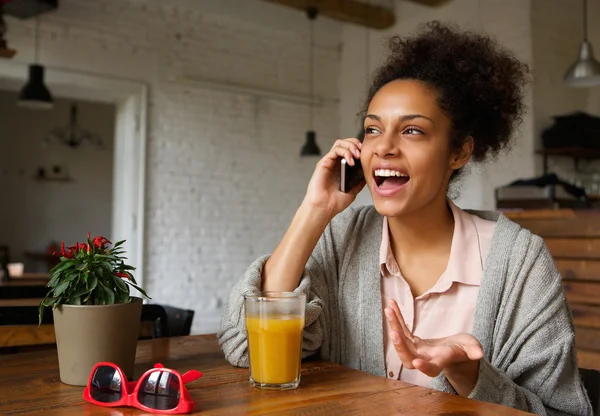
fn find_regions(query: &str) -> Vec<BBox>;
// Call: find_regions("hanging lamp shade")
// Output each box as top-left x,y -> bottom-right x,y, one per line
564,0 -> 600,87
564,41 -> 600,87
18,13 -> 53,109
18,64 -> 53,109
301,130 -> 320,156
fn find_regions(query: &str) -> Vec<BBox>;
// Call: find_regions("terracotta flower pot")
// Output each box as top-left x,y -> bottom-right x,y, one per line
52,297 -> 143,386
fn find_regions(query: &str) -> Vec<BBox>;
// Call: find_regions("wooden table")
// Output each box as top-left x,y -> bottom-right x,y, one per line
0,335 -> 531,415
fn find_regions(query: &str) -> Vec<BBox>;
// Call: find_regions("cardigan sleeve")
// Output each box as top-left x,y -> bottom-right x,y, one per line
217,227 -> 334,368
431,241 -> 593,416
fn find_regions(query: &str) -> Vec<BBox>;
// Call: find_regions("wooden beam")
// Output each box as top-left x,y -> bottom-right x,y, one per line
261,0 -> 395,29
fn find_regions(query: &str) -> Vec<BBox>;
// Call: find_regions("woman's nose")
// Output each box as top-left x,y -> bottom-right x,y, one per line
374,131 -> 398,157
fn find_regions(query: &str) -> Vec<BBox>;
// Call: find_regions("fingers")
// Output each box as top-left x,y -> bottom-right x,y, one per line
461,343 -> 484,361
388,299 -> 413,340
389,329 -> 417,369
413,342 -> 483,378
326,138 -> 362,166
385,303 -> 420,369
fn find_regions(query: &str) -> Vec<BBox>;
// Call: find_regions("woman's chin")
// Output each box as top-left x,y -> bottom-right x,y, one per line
372,198 -> 410,218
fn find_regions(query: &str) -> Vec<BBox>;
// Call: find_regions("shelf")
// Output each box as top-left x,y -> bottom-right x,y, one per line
536,148 -> 600,159
536,147 -> 600,174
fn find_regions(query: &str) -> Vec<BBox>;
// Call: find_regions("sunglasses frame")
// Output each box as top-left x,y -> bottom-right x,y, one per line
83,362 -> 202,414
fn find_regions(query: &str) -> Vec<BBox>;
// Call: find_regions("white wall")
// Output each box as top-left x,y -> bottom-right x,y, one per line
341,0 -> 536,210
5,0 -> 342,333
588,0 -> 600,115
531,0 -> 593,179
0,90 -> 115,268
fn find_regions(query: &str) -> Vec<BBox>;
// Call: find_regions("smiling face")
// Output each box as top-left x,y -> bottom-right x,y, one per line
361,79 -> 472,218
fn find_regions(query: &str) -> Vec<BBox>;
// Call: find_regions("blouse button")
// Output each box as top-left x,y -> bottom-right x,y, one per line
388,371 -> 394,378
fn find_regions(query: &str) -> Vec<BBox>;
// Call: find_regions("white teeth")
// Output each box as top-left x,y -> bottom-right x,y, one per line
374,169 -> 407,177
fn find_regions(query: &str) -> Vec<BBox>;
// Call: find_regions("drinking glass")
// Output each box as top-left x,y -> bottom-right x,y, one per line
244,292 -> 306,390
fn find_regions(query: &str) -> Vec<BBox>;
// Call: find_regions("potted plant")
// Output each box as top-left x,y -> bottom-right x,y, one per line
39,234 -> 149,386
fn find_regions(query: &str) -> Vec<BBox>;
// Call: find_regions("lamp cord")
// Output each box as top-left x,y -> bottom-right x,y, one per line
309,10 -> 315,131
583,0 -> 588,41
34,16 -> 40,63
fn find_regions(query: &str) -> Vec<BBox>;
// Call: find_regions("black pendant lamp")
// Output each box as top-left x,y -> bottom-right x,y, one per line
18,16 -> 53,109
300,7 -> 321,157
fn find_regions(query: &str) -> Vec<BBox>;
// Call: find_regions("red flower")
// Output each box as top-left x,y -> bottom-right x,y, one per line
93,236 -> 112,249
115,272 -> 130,280
60,241 -> 75,258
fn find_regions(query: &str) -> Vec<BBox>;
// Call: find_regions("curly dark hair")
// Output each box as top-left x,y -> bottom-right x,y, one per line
363,21 -> 530,168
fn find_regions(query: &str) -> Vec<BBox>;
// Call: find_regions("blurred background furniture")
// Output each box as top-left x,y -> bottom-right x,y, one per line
0,245 -> 10,282
580,367 -> 600,416
506,209 -> 600,372
0,303 -> 195,353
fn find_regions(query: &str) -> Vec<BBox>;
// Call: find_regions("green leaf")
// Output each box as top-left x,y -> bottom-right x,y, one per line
71,286 -> 91,298
113,275 -> 128,292
98,281 -> 115,304
38,302 -> 45,326
54,280 -> 70,296
40,298 -> 58,306
115,289 -> 129,304
87,274 -> 98,291
96,254 -> 118,261
93,286 -> 105,305
51,261 -> 74,274
125,281 -> 151,299
66,271 -> 79,282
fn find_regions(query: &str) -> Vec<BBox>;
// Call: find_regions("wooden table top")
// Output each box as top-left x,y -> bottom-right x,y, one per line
0,334 -> 531,415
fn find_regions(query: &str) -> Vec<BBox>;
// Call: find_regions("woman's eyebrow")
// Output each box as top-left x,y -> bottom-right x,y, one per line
364,114 -> 434,124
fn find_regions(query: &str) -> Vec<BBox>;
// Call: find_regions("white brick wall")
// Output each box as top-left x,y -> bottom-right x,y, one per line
5,0 -> 342,333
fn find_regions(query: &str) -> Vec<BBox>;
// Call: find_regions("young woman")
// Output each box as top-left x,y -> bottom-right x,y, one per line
218,22 -> 593,415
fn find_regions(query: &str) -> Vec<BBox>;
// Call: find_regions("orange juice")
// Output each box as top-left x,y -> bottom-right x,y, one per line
246,315 -> 304,384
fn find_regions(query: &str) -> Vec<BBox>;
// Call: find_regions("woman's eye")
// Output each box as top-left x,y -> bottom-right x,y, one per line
404,127 -> 423,135
365,127 -> 380,135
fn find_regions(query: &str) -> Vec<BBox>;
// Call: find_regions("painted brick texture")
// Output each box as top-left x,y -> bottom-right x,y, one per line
5,0 -> 341,333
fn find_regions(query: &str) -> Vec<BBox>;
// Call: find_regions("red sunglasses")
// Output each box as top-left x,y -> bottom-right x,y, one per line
83,362 -> 202,414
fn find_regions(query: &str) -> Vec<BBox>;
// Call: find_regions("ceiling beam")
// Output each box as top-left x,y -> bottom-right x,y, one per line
261,0 -> 395,30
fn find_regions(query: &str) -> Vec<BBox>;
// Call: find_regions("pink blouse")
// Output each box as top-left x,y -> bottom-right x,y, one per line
380,201 -> 496,387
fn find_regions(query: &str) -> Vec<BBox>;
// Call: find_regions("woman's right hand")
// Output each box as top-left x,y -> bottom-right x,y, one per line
302,138 -> 366,220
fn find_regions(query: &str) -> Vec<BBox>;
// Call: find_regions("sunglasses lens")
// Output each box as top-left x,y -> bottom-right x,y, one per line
90,365 -> 123,403
137,371 -> 181,410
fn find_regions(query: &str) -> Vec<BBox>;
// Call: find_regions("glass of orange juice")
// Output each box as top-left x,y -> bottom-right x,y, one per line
244,292 -> 306,390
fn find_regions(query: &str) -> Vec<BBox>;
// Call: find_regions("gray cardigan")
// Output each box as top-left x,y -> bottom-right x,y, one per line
218,206 -> 593,416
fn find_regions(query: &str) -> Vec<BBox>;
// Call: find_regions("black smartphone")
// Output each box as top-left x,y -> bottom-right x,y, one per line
340,158 -> 364,193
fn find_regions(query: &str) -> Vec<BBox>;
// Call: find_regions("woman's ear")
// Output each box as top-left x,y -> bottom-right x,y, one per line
450,137 -> 474,170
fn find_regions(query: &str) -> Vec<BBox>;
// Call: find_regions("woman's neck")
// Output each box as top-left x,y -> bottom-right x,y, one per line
387,195 -> 455,257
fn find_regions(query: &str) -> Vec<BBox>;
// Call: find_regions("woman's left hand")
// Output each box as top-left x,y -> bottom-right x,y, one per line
384,299 -> 484,396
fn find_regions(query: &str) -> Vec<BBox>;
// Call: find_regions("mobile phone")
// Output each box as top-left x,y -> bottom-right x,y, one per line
340,158 -> 364,193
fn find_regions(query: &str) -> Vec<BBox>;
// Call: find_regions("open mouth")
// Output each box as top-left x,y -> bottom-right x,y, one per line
374,169 -> 410,189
